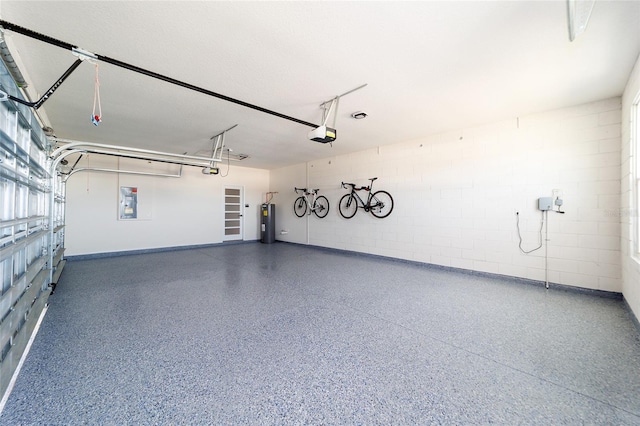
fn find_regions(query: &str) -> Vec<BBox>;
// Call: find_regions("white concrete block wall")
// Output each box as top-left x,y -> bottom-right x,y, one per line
271,98 -> 623,293
621,53 -> 640,321
269,163 -> 308,245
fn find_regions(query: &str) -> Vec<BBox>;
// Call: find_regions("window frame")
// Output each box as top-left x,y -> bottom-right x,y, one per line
633,92 -> 640,258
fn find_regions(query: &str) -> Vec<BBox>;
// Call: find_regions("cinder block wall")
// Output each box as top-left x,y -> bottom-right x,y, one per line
621,54 -> 640,320
271,98 -> 622,292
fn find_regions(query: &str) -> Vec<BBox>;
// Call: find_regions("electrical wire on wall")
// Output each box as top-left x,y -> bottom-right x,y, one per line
219,149 -> 231,178
516,210 -> 551,289
516,211 -> 545,254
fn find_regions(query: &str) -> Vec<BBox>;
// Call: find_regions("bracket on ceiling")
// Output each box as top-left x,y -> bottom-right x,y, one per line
309,83 -> 368,144
209,124 -> 238,164
71,47 -> 98,63
319,97 -> 339,130
0,57 -> 83,109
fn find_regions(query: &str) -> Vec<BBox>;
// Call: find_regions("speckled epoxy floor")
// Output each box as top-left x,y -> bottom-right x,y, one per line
2,242 -> 640,424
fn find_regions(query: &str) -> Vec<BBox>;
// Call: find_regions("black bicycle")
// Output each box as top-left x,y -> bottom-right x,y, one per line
339,177 -> 394,219
294,187 -> 330,218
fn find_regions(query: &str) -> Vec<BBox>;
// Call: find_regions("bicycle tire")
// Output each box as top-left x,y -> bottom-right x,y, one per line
339,194 -> 358,219
313,196 -> 330,218
370,190 -> 394,218
294,196 -> 307,217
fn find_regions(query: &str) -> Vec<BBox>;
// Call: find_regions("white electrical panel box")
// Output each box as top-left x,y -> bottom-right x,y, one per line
538,197 -> 553,211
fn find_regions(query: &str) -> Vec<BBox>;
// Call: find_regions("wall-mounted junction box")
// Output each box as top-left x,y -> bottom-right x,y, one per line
538,197 -> 554,211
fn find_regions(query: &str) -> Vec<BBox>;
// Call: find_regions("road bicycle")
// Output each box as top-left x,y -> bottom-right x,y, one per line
339,177 -> 394,219
294,187 -> 330,218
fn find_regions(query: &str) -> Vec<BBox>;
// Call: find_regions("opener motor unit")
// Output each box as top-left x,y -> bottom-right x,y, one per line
202,167 -> 220,175
308,125 -> 337,143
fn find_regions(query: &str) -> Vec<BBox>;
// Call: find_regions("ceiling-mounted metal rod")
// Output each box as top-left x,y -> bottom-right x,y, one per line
320,83 -> 368,108
51,138 -> 225,164
317,83 -> 365,128
69,148 -> 216,169
321,98 -> 338,127
65,167 -> 182,180
332,97 -> 339,129
338,83 -> 368,98
67,154 -> 83,174
51,142 -> 222,172
0,19 -> 320,128
0,58 -> 82,109
211,134 -> 224,164
60,153 -> 183,180
210,124 -> 239,140
210,124 -> 237,163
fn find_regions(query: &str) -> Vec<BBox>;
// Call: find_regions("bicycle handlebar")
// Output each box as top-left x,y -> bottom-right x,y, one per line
295,187 -> 319,194
342,182 -> 370,191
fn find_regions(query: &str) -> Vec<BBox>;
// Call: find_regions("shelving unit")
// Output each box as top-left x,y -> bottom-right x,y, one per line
0,59 -> 58,399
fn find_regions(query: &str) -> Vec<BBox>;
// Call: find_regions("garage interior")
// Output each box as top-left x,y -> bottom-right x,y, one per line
0,1 -> 640,423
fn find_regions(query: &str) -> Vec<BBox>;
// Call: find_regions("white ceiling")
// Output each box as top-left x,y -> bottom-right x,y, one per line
1,1 -> 639,170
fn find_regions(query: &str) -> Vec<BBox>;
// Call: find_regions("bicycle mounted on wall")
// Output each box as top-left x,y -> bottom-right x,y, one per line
339,177 -> 394,219
294,188 -> 330,218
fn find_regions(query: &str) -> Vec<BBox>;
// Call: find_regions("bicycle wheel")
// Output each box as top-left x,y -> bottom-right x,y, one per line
339,194 -> 358,219
370,190 -> 394,218
313,196 -> 330,218
294,196 -> 307,217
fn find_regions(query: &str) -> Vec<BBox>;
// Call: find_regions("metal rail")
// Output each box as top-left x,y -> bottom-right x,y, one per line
65,167 -> 182,180
0,19 -> 320,128
46,139 -> 234,283
51,138 -> 228,167
0,59 -> 82,109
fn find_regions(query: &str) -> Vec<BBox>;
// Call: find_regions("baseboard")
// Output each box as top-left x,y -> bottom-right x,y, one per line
283,242 -> 624,300
65,239 -> 260,261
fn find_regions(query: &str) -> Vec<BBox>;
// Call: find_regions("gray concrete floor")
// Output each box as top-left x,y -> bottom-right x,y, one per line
2,242 -> 639,424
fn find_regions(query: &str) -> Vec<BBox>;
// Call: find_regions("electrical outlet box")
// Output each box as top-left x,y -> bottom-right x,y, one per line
538,197 -> 553,211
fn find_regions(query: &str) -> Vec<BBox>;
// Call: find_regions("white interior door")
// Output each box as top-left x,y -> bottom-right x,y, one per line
224,186 -> 243,241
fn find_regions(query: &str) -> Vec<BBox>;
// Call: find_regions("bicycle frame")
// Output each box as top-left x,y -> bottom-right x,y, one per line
342,181 -> 376,210
295,188 -> 321,213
